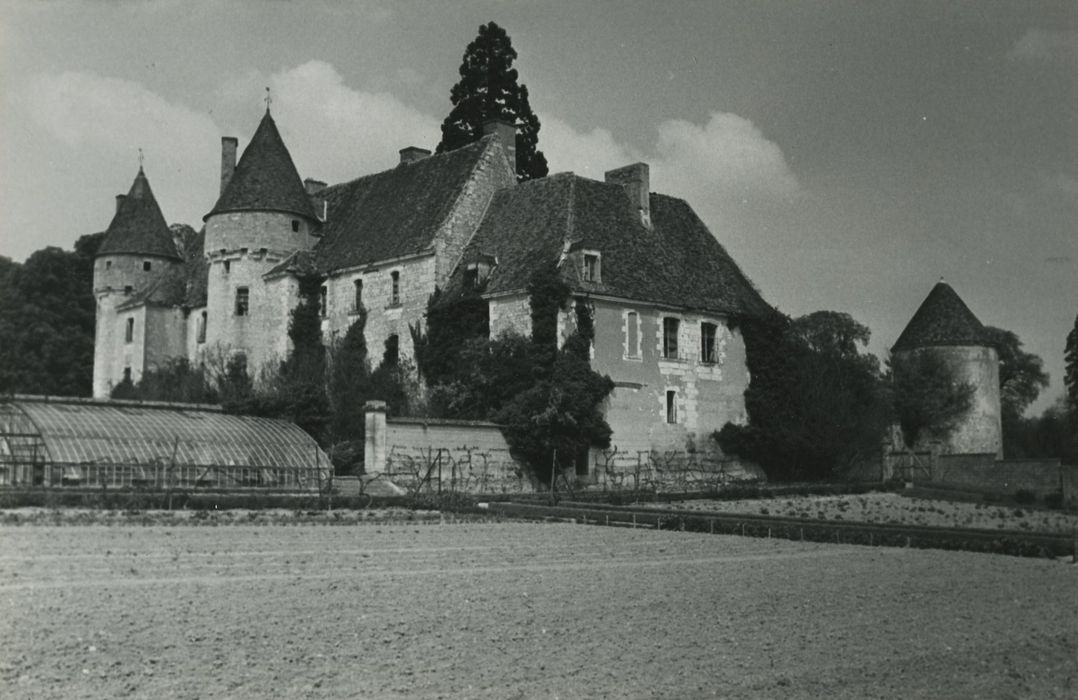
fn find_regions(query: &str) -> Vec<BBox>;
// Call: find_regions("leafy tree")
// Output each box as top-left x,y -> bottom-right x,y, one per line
891,351 -> 975,449
983,326 -> 1049,421
1066,313 -> 1078,412
436,21 -> 549,181
108,358 -> 217,404
717,311 -> 891,481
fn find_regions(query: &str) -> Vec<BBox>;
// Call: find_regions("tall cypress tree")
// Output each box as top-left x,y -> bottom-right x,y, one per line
436,22 -> 549,182
1065,313 -> 1078,411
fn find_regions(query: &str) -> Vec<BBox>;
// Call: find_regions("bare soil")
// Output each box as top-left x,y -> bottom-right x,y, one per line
646,492 -> 1078,534
1,522 -> 1075,699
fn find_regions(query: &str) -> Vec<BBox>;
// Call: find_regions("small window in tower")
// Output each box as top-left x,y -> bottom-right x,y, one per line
701,322 -> 718,364
583,252 -> 600,283
319,285 -> 328,318
105,260 -> 112,270
666,390 -> 678,424
353,279 -> 363,313
292,220 -> 300,233
197,311 -> 207,343
390,271 -> 401,306
662,317 -> 680,359
235,287 -> 249,316
124,285 -> 133,296
125,318 -> 134,343
143,261 -> 152,272
223,260 -> 231,274
625,311 -> 639,359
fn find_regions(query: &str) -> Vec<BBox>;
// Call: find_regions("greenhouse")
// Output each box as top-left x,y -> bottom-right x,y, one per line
0,396 -> 329,490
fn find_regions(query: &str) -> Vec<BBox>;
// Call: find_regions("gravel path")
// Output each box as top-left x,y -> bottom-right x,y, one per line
1,523 -> 1075,698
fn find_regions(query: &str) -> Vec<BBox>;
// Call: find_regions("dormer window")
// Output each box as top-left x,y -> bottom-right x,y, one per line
465,255 -> 496,289
143,261 -> 152,272
583,252 -> 601,283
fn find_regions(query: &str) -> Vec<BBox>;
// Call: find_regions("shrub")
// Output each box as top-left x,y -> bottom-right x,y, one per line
1014,489 -> 1037,505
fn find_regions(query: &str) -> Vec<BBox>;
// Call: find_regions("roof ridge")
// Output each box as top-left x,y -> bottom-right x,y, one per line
323,137 -> 492,194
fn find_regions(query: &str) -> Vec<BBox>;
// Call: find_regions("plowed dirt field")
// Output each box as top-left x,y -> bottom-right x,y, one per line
1,522 -> 1075,699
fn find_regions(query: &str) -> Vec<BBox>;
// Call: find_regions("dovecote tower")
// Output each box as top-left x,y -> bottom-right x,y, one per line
92,167 -> 182,397
202,110 -> 320,375
892,280 -> 1003,457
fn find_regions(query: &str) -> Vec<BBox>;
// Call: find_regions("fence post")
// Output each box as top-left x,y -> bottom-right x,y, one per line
364,401 -> 388,476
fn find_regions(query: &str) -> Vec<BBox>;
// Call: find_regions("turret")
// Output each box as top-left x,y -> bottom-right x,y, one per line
892,280 -> 1002,457
92,167 -> 182,397
202,109 -> 321,374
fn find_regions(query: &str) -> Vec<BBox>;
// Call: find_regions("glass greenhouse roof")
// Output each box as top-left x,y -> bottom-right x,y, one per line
6,398 -> 328,469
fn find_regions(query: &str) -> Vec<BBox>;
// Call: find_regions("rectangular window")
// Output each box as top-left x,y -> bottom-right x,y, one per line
391,271 -> 401,306
124,318 -> 134,343
353,279 -> 363,312
701,322 -> 717,363
666,390 -> 678,424
105,260 -> 112,270
197,311 -> 207,343
319,285 -> 327,318
625,311 -> 639,358
235,287 -> 249,316
123,285 -> 133,296
662,317 -> 680,359
583,253 -> 600,282
223,260 -> 231,274
143,260 -> 151,271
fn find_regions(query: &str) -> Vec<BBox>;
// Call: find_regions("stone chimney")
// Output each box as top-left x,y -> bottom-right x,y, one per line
115,194 -> 126,213
605,163 -> 651,227
482,119 -> 516,169
398,147 -> 431,165
304,178 -> 327,196
220,136 -> 238,195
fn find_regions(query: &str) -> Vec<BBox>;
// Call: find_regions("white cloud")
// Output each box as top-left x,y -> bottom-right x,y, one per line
1008,29 -> 1078,67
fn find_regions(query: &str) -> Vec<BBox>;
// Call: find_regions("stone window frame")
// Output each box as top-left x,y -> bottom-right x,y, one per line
623,309 -> 642,361
700,321 -> 718,364
389,270 -> 402,307
661,316 -> 680,360
665,389 -> 678,424
582,250 -> 601,283
124,317 -> 134,344
235,287 -> 249,317
352,278 -> 363,314
197,311 -> 207,344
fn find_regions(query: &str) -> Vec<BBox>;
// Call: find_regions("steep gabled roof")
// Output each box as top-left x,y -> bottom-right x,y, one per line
453,173 -> 773,318
97,168 -> 180,260
892,281 -> 989,352
313,137 -> 495,272
206,111 -> 316,221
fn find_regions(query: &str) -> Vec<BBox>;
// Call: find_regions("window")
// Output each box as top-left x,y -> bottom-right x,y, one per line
291,219 -> 300,233
319,285 -> 327,318
235,287 -> 249,316
625,311 -> 639,358
124,318 -> 134,343
464,267 -> 479,289
353,279 -> 363,312
197,311 -> 207,343
666,390 -> 678,424
701,322 -> 717,364
223,260 -> 231,274
583,253 -> 600,282
390,271 -> 401,306
662,317 -> 680,359
123,285 -> 133,296
105,260 -> 112,270
143,261 -> 152,272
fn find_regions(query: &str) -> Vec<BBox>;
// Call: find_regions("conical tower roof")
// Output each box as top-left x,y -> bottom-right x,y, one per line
205,110 -> 316,221
97,168 -> 180,260
892,280 -> 989,352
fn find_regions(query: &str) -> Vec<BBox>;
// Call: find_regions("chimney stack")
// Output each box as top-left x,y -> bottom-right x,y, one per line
482,119 -> 516,170
605,163 -> 651,227
220,136 -> 238,195
115,194 -> 126,214
398,147 -> 431,165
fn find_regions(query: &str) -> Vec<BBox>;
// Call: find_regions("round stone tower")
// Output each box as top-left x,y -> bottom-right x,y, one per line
202,109 -> 320,375
92,167 -> 182,397
892,280 -> 1002,457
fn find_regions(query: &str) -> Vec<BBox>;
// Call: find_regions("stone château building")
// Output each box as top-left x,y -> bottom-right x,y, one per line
92,109 -> 772,460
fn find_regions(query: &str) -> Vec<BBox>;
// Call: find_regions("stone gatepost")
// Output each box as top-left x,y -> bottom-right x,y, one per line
364,400 -> 388,475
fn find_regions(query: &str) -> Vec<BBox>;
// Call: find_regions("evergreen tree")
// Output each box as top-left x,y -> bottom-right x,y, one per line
436,21 -> 549,181
1066,313 -> 1078,411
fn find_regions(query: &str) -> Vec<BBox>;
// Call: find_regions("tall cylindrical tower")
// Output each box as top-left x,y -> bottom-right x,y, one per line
202,110 -> 320,376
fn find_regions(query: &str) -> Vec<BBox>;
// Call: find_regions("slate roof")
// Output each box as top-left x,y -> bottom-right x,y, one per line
313,137 -> 495,272
892,281 -> 989,352
116,228 -> 207,311
265,250 -> 319,279
205,111 -> 316,221
452,173 -> 773,318
97,168 -> 180,260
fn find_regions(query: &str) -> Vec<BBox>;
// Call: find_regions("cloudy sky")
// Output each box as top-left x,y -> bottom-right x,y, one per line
2,0 -> 1075,412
